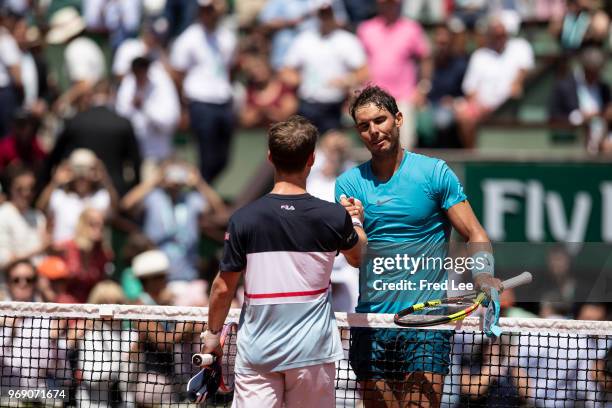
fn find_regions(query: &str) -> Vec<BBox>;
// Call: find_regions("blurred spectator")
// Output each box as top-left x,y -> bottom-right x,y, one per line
170,0 -> 237,183
259,0 -> 348,71
420,24 -> 468,148
77,280 -> 130,407
357,0 -> 430,149
12,16 -> 47,114
240,53 -> 297,128
452,0 -> 489,30
533,0 -> 567,22
539,293 -> 573,318
590,347 -> 612,394
455,15 -> 535,147
549,47 -> 611,154
575,302 -> 608,321
112,16 -> 172,80
45,82 -> 141,195
282,1 -> 367,133
46,8 -> 106,115
121,161 -> 227,306
164,0 -> 199,38
235,0 -> 268,27
343,0 -> 377,25
0,10 -> 23,138
459,341 -> 521,406
549,0 -> 610,51
402,0 -> 447,23
82,0 -> 141,51
0,166 -> 48,271
37,255 -> 77,303
38,149 -> 117,243
499,287 -> 537,318
129,250 -> 200,406
0,260 -> 42,301
307,130 -> 354,201
116,56 -> 180,177
119,232 -> 155,303
0,278 -> 72,400
306,130 -> 358,312
57,207 -> 113,303
542,245 -> 577,303
132,249 -> 173,305
0,109 -> 46,172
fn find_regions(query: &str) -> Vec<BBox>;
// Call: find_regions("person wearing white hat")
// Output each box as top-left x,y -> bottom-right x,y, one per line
47,7 -> 106,114
132,249 -> 173,305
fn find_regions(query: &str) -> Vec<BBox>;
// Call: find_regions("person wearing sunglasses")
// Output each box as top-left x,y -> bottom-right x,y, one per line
0,260 -> 42,302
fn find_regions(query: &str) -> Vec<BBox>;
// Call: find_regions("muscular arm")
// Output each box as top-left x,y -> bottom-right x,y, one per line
447,201 -> 502,292
446,201 -> 489,244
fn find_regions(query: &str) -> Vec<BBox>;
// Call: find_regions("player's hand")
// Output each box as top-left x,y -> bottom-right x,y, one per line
201,330 -> 223,360
340,195 -> 364,224
474,273 -> 503,297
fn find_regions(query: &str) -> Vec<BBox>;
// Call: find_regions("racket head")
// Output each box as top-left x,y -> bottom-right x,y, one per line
394,293 -> 485,327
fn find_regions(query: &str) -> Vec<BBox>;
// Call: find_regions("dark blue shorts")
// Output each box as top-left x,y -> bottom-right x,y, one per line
349,327 -> 452,381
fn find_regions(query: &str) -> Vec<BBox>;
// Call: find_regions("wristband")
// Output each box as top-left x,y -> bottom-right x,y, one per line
471,251 -> 494,277
201,330 -> 221,349
351,217 -> 363,229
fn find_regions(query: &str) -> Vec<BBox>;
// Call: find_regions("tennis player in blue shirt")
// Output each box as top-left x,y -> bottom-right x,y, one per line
336,86 -> 502,407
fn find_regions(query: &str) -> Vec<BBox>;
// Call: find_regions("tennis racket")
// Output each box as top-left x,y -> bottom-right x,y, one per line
187,322 -> 237,403
393,271 -> 532,327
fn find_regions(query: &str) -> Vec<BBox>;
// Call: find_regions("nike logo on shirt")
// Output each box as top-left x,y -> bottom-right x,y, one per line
375,198 -> 393,206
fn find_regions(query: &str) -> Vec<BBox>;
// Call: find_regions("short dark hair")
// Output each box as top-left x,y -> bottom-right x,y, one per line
349,85 -> 399,121
6,259 -> 37,279
131,56 -> 152,74
2,164 -> 34,197
268,115 -> 318,173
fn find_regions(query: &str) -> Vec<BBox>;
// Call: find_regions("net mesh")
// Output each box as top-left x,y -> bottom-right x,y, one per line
1,302 -> 611,407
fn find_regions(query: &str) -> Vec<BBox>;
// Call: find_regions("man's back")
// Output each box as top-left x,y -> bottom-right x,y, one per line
49,106 -> 141,195
221,193 -> 355,373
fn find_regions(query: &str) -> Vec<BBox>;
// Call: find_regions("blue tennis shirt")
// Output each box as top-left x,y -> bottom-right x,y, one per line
335,151 -> 467,314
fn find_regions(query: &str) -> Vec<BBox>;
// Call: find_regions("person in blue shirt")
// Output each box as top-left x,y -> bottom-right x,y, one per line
335,85 -> 502,407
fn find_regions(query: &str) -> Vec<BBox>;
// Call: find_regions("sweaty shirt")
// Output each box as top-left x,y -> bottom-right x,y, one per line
335,151 -> 467,314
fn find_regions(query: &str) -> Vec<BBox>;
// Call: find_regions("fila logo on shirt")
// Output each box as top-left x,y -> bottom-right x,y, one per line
281,205 -> 295,211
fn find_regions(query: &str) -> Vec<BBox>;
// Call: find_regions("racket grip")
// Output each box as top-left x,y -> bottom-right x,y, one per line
501,271 -> 532,290
192,353 -> 215,366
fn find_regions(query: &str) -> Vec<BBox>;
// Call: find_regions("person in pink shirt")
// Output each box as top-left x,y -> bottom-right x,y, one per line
357,0 -> 432,149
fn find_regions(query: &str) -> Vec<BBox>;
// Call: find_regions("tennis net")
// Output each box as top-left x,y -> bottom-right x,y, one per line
1,302 -> 611,407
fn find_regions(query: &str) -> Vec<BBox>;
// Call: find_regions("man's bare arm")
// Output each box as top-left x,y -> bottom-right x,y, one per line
447,201 -> 502,293
206,271 -> 242,333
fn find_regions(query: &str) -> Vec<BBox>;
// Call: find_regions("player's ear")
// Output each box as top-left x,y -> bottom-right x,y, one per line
395,112 -> 403,128
267,150 -> 273,164
306,151 -> 315,168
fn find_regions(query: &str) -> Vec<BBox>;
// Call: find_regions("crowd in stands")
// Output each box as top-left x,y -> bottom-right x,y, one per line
0,0 -> 611,405
0,0 -> 609,306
